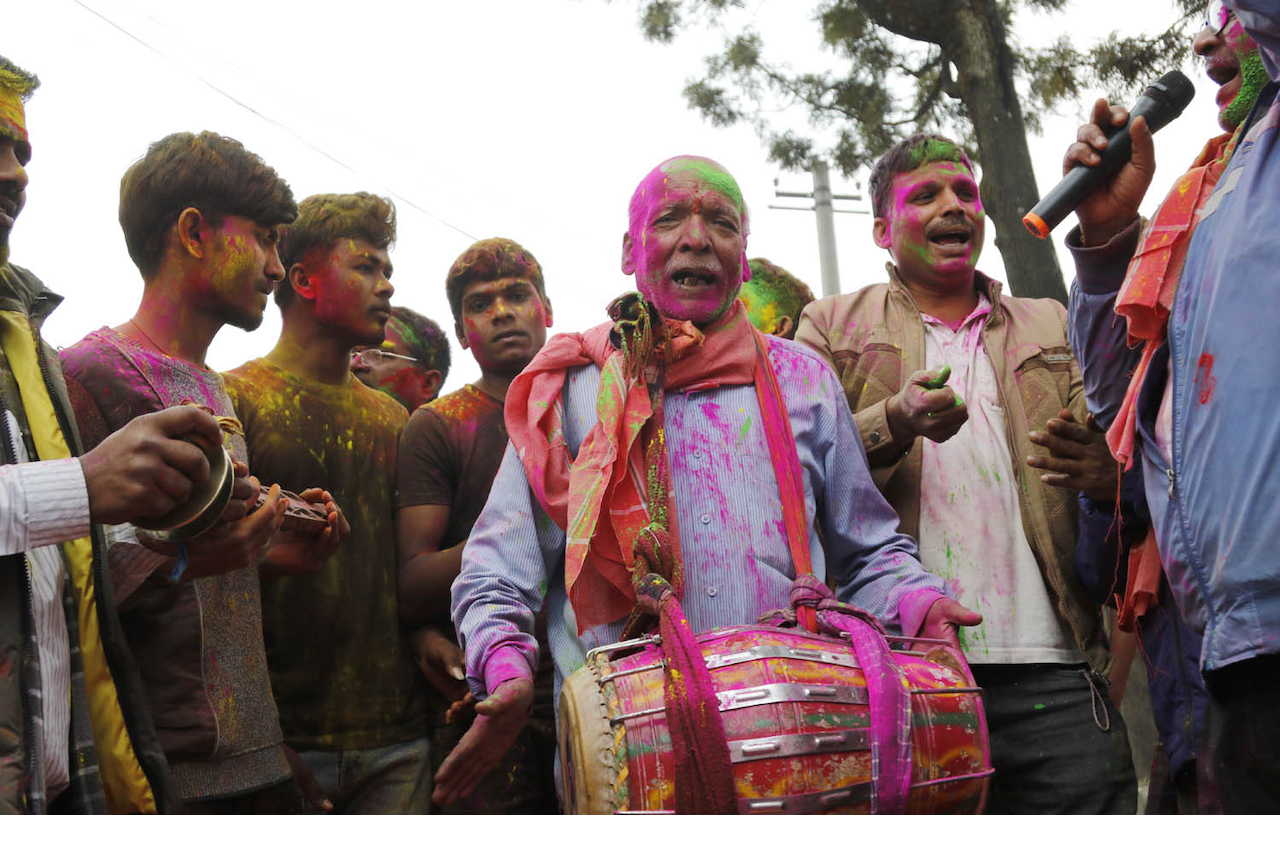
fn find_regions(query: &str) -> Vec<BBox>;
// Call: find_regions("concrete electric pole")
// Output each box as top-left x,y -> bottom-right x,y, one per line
770,159 -> 867,298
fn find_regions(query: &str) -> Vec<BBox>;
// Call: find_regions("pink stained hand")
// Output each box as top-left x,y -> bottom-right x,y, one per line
431,676 -> 533,809
887,365 -> 969,445
918,597 -> 983,650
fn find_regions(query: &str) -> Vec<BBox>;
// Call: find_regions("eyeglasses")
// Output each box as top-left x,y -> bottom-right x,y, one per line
351,348 -> 421,369
1203,0 -> 1232,37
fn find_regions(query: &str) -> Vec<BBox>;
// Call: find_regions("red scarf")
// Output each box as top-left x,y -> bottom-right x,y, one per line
1106,130 -> 1237,469
506,297 -> 768,631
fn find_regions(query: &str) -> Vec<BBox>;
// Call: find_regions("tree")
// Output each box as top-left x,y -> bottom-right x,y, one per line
630,0 -> 1204,303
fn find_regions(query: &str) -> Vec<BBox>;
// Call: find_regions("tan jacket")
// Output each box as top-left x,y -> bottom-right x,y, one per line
795,265 -> 1108,673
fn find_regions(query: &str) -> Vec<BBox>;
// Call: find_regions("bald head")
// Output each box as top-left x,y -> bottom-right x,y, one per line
627,156 -> 749,243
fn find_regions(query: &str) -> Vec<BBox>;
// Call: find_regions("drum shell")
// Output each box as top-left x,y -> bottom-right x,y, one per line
559,624 -> 991,814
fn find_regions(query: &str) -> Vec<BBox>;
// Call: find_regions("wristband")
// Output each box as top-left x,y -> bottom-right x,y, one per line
169,543 -> 189,582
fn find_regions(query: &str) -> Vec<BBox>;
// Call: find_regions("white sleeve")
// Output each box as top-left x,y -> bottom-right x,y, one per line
102,523 -> 171,603
0,457 -> 91,557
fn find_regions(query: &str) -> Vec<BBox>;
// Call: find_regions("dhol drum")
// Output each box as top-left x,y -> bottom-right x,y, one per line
558,623 -> 992,814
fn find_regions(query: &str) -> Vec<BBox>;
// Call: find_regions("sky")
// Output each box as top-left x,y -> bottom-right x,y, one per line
5,0 -> 1224,393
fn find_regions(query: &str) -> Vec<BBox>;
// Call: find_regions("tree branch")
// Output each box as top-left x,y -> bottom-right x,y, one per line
854,0 -> 950,45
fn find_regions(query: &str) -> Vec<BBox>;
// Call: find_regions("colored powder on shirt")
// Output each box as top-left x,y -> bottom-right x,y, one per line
223,357 -> 426,751
60,328 -> 289,797
396,384 -> 507,548
913,301 -> 1079,666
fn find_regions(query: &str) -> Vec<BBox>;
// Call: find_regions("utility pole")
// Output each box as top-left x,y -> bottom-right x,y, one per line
770,159 -> 867,297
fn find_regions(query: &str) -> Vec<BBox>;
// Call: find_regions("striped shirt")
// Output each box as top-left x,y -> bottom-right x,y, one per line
452,336 -> 946,701
0,410 -> 88,803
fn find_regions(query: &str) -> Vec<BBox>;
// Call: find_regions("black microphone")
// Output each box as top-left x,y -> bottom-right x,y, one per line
1023,70 -> 1196,239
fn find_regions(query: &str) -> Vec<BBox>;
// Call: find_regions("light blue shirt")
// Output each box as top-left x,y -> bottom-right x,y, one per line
451,335 -> 946,700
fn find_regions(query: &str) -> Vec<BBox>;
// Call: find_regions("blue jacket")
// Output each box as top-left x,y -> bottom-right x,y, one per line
1068,2 -> 1280,672
1074,468 -> 1206,777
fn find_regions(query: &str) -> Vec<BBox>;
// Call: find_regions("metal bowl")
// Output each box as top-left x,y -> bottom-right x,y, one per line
134,442 -> 235,543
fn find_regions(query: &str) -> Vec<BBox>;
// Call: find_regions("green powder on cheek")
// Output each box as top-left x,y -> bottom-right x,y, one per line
1222,48 -> 1269,131
904,239 -> 932,263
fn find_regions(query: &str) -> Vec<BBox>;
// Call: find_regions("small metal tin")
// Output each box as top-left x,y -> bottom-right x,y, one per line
135,442 -> 235,543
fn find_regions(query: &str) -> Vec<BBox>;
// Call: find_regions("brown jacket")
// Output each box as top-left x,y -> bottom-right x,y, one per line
795,265 -> 1108,673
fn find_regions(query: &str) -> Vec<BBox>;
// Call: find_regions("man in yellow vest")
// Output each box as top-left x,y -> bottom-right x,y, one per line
0,54 -> 225,814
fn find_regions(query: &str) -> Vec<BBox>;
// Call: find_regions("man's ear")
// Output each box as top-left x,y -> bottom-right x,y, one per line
287,263 -> 316,301
740,253 -> 751,283
873,218 -> 892,250
541,294 -> 554,328
773,315 -> 794,339
420,369 -> 443,403
176,207 -> 207,259
455,320 -> 470,351
621,232 -> 636,275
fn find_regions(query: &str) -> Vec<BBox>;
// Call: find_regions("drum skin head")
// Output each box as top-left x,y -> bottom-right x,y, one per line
559,662 -> 622,814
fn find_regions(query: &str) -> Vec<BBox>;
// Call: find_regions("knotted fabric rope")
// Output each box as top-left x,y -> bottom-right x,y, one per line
634,573 -> 737,814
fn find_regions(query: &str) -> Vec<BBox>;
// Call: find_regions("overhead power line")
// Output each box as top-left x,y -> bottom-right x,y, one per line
70,0 -> 479,242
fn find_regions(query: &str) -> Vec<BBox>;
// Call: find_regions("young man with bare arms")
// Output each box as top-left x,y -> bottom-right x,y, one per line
224,192 -> 429,813
61,131 -> 344,814
396,238 -> 557,813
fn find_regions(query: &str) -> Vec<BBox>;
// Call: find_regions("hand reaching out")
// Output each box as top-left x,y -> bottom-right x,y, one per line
918,597 -> 983,650
431,677 -> 532,809
1026,408 -> 1118,502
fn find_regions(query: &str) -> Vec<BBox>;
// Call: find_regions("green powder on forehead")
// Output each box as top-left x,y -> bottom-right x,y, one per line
906,138 -> 967,171
660,157 -> 744,210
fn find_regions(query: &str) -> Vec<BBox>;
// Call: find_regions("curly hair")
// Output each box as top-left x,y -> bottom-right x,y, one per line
387,305 -> 451,382
0,55 -> 39,100
868,134 -> 975,219
276,192 -> 396,308
0,56 -> 40,163
742,258 -> 815,339
444,237 -> 547,326
118,131 -> 296,278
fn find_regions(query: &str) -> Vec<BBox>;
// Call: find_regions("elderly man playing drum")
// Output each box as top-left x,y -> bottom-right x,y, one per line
436,156 -> 980,811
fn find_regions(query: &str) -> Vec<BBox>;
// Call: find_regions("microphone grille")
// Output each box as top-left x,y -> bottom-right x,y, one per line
1147,70 -> 1196,110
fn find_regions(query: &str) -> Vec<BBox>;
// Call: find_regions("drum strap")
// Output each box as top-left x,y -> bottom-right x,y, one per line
793,577 -> 915,815
750,330 -> 818,633
619,333 -> 827,813
634,573 -> 738,814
